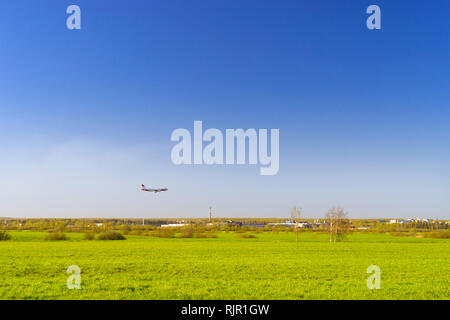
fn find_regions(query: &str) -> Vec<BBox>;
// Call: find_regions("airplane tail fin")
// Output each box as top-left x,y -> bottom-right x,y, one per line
141,184 -> 145,188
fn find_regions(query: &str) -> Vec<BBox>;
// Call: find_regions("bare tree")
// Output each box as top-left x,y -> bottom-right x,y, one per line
291,205 -> 302,243
326,209 -> 334,242
325,206 -> 349,242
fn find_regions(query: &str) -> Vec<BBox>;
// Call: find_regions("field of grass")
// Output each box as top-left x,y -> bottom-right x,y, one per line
0,231 -> 449,299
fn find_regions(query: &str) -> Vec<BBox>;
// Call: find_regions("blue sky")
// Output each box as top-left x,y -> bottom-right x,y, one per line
0,1 -> 449,219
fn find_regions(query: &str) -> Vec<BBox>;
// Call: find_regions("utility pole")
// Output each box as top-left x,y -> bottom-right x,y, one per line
209,207 -> 212,223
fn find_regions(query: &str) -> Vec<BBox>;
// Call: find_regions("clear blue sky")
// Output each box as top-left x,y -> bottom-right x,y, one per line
0,1 -> 449,219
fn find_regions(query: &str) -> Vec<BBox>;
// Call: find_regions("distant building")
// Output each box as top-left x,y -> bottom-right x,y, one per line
160,223 -> 190,228
220,221 -> 242,227
242,223 -> 266,228
298,222 -> 312,229
268,220 -> 313,228
389,219 -> 409,224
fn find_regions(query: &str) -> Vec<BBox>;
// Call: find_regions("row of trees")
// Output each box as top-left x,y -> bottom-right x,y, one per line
291,205 -> 349,242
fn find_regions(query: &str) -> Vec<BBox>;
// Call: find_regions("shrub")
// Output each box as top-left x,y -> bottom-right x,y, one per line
153,229 -> 176,238
128,230 -> 144,236
84,232 -> 96,240
179,229 -> 194,238
194,233 -> 217,238
97,231 -> 126,240
389,232 -> 416,237
0,231 -> 11,241
45,232 -> 68,241
120,225 -> 132,234
235,234 -> 257,239
423,231 -> 450,239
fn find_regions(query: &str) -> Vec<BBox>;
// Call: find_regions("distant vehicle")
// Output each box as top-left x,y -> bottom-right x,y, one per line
141,184 -> 168,193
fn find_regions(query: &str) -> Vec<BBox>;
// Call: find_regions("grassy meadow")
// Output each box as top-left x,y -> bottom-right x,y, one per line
0,231 -> 449,300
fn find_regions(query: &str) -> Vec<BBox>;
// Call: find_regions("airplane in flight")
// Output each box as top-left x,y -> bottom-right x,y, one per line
141,184 -> 168,193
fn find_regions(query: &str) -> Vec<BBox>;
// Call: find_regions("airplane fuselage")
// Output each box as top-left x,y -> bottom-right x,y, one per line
141,185 -> 168,193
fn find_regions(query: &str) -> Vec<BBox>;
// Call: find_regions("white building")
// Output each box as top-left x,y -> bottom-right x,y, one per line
160,223 -> 190,228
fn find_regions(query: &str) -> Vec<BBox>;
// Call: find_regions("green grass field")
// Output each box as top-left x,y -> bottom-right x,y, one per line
0,231 -> 448,300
